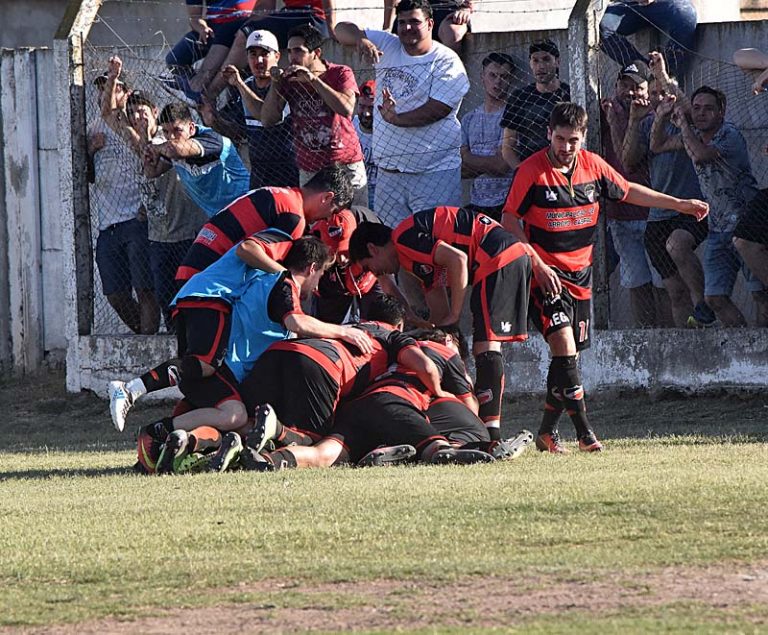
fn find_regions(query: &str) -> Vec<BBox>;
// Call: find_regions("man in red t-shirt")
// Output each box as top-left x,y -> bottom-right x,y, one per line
260,24 -> 367,206
502,102 -> 708,454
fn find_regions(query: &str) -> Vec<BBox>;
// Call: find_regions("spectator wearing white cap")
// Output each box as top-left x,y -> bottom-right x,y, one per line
200,29 -> 299,189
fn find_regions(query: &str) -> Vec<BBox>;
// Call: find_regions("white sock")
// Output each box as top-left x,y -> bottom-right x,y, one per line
125,378 -> 147,399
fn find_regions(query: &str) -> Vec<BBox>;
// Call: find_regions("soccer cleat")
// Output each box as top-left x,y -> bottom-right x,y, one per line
109,380 -> 134,432
247,404 -> 279,454
490,429 -> 534,461
239,446 -> 278,472
156,430 -> 190,474
136,426 -> 163,474
429,448 -> 496,465
535,431 -> 570,454
207,432 -> 243,473
357,444 -> 416,467
578,432 -> 604,453
174,451 -> 213,474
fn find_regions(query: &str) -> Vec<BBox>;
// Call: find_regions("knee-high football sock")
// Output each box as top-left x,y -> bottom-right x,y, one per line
475,350 -> 504,441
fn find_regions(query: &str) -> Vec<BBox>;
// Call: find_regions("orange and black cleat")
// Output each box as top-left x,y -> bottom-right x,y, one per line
535,431 -> 570,454
578,432 -> 604,453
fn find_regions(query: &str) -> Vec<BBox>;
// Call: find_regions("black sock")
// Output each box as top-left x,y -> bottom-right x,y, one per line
265,448 -> 298,470
474,350 -> 504,438
539,361 -> 565,435
551,355 -> 591,439
140,359 -> 183,393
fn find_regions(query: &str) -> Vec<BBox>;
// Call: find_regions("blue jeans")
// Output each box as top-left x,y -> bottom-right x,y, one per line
166,20 -> 247,72
599,0 -> 697,77
150,239 -> 194,331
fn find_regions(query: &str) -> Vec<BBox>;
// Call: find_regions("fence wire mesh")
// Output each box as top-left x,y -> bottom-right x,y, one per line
81,0 -> 768,336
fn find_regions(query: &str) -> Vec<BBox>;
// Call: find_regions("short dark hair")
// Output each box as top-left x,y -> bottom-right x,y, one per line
126,91 -> 157,111
691,85 -> 726,113
529,39 -> 560,59
365,294 -> 407,326
283,236 -> 333,271
395,0 -> 433,20
549,101 -> 588,132
158,103 -> 193,125
406,326 -> 469,360
348,222 -> 393,263
303,164 -> 354,211
482,52 -> 515,71
287,23 -> 324,52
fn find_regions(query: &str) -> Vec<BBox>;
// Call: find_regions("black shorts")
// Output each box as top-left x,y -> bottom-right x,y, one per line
313,283 -> 386,324
427,398 -> 490,445
329,392 -> 445,463
734,189 -> 768,247
644,217 -> 708,279
529,286 -> 592,351
239,349 -> 340,434
471,248 -> 531,343
179,364 -> 241,409
174,305 -> 231,367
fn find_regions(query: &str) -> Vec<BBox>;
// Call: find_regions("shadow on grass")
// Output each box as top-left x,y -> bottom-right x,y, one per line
0,465 -> 137,482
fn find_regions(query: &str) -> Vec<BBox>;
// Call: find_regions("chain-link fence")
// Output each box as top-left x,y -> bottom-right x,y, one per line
81,0 -> 768,337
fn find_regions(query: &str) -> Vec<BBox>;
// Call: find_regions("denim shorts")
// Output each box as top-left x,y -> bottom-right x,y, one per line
704,231 -> 764,297
609,219 -> 662,289
95,218 -> 154,296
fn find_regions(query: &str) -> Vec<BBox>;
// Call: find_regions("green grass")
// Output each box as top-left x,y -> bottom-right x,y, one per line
1,372 -> 767,631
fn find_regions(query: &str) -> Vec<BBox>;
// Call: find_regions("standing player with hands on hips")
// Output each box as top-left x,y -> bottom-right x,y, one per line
502,102 -> 708,454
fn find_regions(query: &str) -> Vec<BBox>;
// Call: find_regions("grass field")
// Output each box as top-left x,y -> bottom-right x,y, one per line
1,372 -> 767,633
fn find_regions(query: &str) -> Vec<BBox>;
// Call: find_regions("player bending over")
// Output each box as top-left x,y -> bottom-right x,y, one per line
502,101 -> 708,453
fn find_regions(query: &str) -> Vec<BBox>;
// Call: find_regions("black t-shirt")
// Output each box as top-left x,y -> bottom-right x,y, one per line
500,82 -> 571,161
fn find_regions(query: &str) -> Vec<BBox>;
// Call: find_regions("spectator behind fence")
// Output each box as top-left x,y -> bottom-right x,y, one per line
460,52 -> 516,222
353,80 -> 378,210
89,71 -> 159,335
336,0 -> 470,227
600,61 -> 671,327
383,0 -> 475,54
144,103 -> 250,218
164,0 -> 257,103
261,24 -> 368,205
622,60 -> 711,328
734,48 -> 768,95
599,0 -> 697,79
500,40 -> 570,172
204,0 -> 335,100
199,29 -> 299,190
664,86 -> 766,326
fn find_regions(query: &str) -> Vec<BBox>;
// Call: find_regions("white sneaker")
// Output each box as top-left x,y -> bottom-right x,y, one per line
108,380 -> 134,432
248,404 -> 279,453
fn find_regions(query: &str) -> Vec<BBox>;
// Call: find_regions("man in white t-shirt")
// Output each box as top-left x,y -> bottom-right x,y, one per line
336,0 -> 470,227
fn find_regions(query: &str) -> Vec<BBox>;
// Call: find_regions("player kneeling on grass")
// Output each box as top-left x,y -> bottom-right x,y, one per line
502,101 -> 709,453
348,207 -> 552,443
238,328 -> 532,471
131,237 -> 374,473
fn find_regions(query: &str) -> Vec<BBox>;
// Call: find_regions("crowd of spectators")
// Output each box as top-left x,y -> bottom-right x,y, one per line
87,0 -> 768,334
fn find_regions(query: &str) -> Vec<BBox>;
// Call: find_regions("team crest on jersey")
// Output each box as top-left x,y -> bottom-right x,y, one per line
327,225 -> 343,238
584,184 -> 596,203
545,190 -> 557,202
414,263 -> 434,276
476,389 -> 493,405
477,215 -> 493,225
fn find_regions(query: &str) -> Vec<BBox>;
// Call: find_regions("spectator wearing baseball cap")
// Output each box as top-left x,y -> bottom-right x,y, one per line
500,40 -> 570,171
200,28 -> 299,189
353,80 -> 378,210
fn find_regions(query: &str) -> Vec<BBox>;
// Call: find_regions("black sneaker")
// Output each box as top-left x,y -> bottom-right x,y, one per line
490,430 -> 534,461
207,432 -> 243,473
358,444 -> 416,467
429,448 -> 496,465
239,446 -> 277,472
156,430 -> 190,475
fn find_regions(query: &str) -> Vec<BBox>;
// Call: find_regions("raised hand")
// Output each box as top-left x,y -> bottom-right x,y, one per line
648,50 -> 667,79
107,55 -> 123,81
629,96 -> 652,121
378,87 -> 398,124
190,18 -> 213,46
357,37 -> 382,65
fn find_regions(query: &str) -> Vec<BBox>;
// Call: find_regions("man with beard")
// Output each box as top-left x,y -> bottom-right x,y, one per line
500,40 -> 570,172
353,80 -> 378,210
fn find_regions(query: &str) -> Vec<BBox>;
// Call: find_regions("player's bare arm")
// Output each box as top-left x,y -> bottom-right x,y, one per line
398,346 -> 451,399
236,240 -> 286,273
501,214 -> 562,296
624,181 -> 709,220
432,242 -> 469,326
284,314 -> 375,354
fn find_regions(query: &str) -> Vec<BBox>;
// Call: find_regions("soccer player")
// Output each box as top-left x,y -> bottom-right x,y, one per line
502,102 -> 709,453
348,206 -> 549,441
176,163 -> 353,284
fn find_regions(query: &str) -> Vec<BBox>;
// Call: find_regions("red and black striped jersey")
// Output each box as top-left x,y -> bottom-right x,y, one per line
176,187 -> 306,282
266,321 -> 418,401
503,148 -> 629,299
393,206 -> 527,290
364,340 -> 474,411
